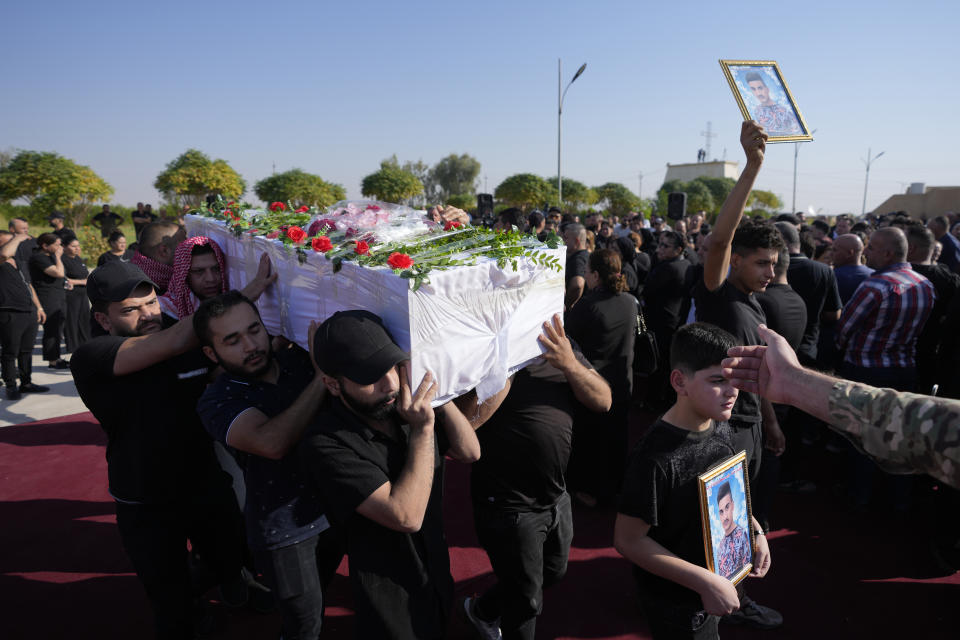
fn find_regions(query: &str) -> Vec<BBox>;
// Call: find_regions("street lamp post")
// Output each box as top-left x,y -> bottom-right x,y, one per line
557,59 -> 586,207
861,148 -> 885,216
791,129 -> 817,214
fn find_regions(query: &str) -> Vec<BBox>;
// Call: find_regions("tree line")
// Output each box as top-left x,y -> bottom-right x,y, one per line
0,147 -> 785,228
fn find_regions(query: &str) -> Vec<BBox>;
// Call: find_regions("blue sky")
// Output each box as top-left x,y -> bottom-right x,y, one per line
2,0 -> 957,215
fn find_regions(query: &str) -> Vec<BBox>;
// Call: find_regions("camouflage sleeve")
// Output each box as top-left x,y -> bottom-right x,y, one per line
828,381 -> 960,489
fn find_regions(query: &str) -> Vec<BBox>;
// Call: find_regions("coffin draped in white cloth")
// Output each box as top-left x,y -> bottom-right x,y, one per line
186,215 -> 566,403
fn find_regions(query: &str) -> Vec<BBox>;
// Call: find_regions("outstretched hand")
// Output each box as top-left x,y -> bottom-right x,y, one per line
721,325 -> 799,405
740,120 -> 768,166
242,254 -> 278,301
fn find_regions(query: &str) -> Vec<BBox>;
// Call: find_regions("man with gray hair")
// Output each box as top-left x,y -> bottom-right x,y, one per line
563,223 -> 589,309
927,215 -> 960,273
832,234 -> 873,304
835,227 -> 935,511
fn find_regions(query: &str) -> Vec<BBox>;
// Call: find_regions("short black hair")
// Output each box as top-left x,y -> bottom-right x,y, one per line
717,481 -> 732,504
108,230 -> 126,244
659,230 -> 683,249
497,207 -> 524,229
775,213 -> 800,225
811,219 -> 830,234
527,210 -> 545,228
744,72 -> 765,85
193,290 -> 260,347
670,322 -> 738,374
731,220 -> 785,256
905,224 -> 935,256
773,247 -> 790,278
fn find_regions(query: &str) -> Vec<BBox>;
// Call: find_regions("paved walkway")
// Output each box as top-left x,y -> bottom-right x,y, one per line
0,337 -> 88,427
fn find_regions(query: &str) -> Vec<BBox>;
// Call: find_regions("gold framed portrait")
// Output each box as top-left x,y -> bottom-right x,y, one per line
698,450 -> 754,585
719,59 -> 812,143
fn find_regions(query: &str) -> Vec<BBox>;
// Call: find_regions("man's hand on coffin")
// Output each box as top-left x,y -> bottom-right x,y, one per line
538,314 -> 577,373
240,254 -> 279,302
429,205 -> 470,227
397,362 -> 438,430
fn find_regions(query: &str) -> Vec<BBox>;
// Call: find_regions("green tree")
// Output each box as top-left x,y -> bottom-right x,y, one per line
253,169 -> 345,209
691,176 -> 736,212
656,179 -> 716,218
0,150 -> 114,228
361,158 -> 424,203
401,159 -> 437,206
545,176 -> 597,210
154,149 -> 246,209
593,182 -> 641,216
748,189 -> 784,212
445,193 -> 476,211
494,173 -> 550,211
431,153 -> 481,201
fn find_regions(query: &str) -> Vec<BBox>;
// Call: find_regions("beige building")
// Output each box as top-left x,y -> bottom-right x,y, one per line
664,160 -> 740,184
872,185 -> 960,220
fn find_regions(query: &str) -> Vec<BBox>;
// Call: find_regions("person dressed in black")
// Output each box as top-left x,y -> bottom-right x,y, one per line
643,230 -> 692,410
61,235 -> 91,353
28,233 -> 69,369
565,249 -> 637,506
693,121 -> 783,630
132,202 -> 158,238
70,258 -> 276,639
298,310 -> 481,640
195,292 -> 343,639
0,231 -> 48,399
459,315 -> 611,640
563,223 -> 589,309
9,217 -> 37,276
92,203 -> 123,238
98,230 -> 134,266
48,211 -> 74,243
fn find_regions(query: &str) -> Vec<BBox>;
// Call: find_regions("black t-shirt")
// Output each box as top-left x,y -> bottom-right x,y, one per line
198,346 -> 329,551
643,257 -> 691,333
693,279 -> 764,423
618,419 -> 737,607
28,252 -> 65,299
14,238 -> 37,277
756,283 -> 808,352
471,349 -> 593,511
566,249 -> 589,286
0,261 -> 34,312
93,212 -> 122,227
565,289 -> 636,399
912,262 -> 960,372
786,254 -> 841,362
97,250 -> 134,267
298,398 -> 452,640
62,254 -> 89,282
53,227 -> 75,243
70,335 -> 226,504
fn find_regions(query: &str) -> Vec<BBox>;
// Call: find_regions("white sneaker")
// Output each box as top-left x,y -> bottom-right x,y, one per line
462,596 -> 502,640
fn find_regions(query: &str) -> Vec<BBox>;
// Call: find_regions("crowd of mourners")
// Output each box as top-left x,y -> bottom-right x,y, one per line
4,121 -> 960,640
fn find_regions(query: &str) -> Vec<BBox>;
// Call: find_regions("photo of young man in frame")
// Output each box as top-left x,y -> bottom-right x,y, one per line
700,453 -> 754,583
720,60 -> 812,142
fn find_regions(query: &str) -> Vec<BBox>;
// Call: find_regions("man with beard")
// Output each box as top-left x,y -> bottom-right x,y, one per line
194,291 -> 341,639
70,259 -> 275,639
298,310 -> 481,640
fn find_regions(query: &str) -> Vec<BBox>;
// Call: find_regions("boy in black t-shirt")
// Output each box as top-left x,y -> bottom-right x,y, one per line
615,323 -> 772,640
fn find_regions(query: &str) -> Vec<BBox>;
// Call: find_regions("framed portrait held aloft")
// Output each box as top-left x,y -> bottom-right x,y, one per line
719,59 -> 812,143
698,451 -> 754,585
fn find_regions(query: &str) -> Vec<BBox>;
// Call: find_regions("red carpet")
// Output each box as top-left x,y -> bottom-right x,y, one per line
2,410 -> 958,639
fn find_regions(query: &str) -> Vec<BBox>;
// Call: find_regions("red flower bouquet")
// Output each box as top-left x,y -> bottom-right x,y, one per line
443,220 -> 463,231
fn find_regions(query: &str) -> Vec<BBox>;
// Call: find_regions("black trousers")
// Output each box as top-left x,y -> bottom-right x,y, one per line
0,309 -> 36,386
114,486 -> 245,640
64,288 -> 91,352
253,527 -> 345,640
37,291 -> 65,362
474,492 -> 573,640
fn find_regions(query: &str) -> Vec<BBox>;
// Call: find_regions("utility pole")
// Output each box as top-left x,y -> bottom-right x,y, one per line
791,129 -> 817,214
861,148 -> 885,216
700,122 -> 717,161
557,59 -> 587,207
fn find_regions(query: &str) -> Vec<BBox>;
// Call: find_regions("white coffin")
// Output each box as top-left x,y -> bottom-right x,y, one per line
186,215 -> 566,403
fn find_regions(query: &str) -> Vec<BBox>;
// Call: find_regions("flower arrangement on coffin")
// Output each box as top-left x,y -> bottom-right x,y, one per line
190,197 -> 562,291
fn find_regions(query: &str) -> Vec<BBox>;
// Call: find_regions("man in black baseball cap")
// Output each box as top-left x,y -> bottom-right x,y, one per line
71,255 -> 277,638
47,211 -> 74,243
300,309 -> 481,640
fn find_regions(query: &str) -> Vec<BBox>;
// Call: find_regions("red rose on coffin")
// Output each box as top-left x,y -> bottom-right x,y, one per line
387,252 -> 414,270
354,241 -> 370,255
223,209 -> 233,218
227,201 -> 235,207
287,226 -> 307,243
266,230 -> 280,239
443,220 -> 462,231
312,236 -> 333,253
295,205 -> 309,213
270,202 -> 286,212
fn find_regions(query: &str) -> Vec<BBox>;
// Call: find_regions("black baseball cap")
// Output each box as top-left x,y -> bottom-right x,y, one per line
313,310 -> 408,384
87,262 -> 157,304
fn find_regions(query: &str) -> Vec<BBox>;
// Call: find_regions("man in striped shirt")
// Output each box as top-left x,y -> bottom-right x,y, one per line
834,226 -> 935,512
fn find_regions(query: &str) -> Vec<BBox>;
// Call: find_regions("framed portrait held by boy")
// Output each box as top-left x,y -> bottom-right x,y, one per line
698,451 -> 754,585
719,59 -> 813,143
